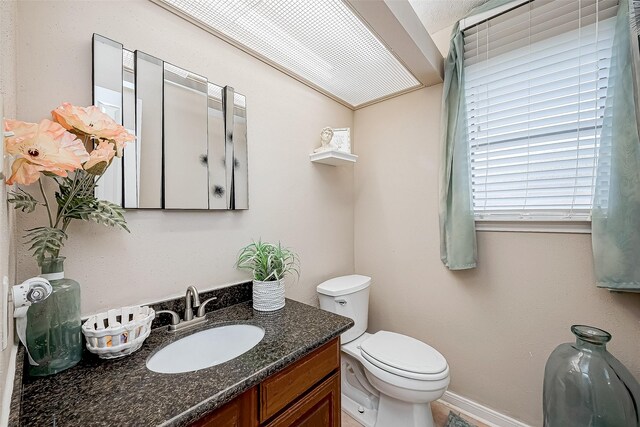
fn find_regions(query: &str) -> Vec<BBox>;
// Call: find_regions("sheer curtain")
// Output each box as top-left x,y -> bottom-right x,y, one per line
440,0 -> 517,270
441,0 -> 640,285
592,0 -> 640,290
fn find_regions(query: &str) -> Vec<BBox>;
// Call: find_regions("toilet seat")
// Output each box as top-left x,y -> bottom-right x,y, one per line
360,331 -> 449,381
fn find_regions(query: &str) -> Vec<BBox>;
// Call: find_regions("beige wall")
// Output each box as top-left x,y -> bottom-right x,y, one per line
15,0 -> 354,315
13,2 -> 640,426
353,86 -> 640,426
0,0 -> 17,418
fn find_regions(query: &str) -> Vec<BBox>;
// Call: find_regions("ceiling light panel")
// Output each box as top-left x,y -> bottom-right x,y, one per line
155,0 -> 421,108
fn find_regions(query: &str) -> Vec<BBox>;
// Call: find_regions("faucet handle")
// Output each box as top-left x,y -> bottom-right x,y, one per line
156,310 -> 180,326
196,297 -> 218,318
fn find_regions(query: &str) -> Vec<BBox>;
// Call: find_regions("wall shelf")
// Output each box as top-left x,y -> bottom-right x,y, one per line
309,150 -> 358,166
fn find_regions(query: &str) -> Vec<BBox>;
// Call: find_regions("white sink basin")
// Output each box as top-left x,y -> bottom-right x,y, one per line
146,324 -> 265,374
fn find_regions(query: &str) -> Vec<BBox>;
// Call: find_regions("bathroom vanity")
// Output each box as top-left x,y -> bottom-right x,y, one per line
193,338 -> 340,426
9,282 -> 353,426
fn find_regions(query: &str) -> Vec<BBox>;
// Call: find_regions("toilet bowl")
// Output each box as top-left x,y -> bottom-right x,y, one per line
317,275 -> 450,427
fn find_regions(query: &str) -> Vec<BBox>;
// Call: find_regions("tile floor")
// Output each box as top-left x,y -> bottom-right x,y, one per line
341,400 -> 492,427
342,412 -> 362,427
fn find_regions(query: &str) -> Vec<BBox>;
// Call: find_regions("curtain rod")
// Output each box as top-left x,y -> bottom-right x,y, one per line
459,0 -> 532,32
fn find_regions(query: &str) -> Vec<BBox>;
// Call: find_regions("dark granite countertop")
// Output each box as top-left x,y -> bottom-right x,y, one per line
13,298 -> 353,426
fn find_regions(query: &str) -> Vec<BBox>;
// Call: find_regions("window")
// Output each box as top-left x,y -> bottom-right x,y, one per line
463,0 -> 618,221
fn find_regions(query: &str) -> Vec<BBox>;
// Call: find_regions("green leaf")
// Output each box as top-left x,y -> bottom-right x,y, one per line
24,227 -> 68,265
7,189 -> 40,213
60,195 -> 99,221
57,193 -> 129,233
86,200 -> 129,232
235,239 -> 300,282
53,170 -> 128,231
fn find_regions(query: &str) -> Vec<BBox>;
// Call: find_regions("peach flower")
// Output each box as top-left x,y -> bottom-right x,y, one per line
110,128 -> 135,157
7,158 -> 46,186
4,119 -> 39,150
51,103 -> 135,157
4,119 -> 90,185
84,140 -> 116,175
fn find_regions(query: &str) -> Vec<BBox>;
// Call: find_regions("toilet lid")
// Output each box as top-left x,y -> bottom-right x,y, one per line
360,331 -> 448,376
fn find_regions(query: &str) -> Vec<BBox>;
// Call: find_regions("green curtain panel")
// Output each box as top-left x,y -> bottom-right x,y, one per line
592,0 -> 640,290
439,0 -> 514,270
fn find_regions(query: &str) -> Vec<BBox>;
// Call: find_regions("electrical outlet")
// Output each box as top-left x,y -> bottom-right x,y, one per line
2,275 -> 8,350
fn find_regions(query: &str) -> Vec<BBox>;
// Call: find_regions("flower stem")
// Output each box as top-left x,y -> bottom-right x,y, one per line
38,178 -> 54,228
54,172 -> 81,228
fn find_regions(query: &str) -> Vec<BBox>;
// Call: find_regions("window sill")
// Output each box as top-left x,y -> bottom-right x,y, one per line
475,220 -> 591,234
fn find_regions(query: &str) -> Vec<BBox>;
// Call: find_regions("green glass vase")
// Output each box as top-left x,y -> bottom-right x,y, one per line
26,257 -> 82,376
543,325 -> 640,427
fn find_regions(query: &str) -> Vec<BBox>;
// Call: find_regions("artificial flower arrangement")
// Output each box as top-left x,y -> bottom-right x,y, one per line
3,103 -> 134,265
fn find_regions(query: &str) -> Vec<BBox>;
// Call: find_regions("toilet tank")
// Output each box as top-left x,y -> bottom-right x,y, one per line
317,275 -> 370,344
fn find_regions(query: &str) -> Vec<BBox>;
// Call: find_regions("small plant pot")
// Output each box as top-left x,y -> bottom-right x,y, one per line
252,279 -> 285,311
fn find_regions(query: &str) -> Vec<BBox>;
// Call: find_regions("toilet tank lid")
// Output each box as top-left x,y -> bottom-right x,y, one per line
317,275 -> 371,296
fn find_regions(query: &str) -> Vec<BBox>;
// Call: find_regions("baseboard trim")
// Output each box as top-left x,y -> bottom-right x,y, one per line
0,343 -> 18,426
440,391 -> 532,427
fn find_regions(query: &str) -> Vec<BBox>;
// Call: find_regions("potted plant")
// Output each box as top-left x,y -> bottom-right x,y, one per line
236,240 -> 299,311
4,103 -> 133,375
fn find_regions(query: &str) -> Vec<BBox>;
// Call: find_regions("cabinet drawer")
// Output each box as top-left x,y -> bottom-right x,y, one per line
260,338 -> 340,422
190,387 -> 258,427
265,371 -> 341,427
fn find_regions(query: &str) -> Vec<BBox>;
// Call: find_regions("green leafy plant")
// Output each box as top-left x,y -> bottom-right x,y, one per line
9,170 -> 129,264
24,227 -> 68,265
236,240 -> 300,282
7,188 -> 40,213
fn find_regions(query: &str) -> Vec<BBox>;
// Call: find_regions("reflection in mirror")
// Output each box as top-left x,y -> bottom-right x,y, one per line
92,34 -> 123,205
223,86 -> 234,209
122,49 -> 137,208
163,63 -> 209,209
208,83 -> 227,210
233,92 -> 249,210
132,51 -> 164,209
222,87 -> 249,210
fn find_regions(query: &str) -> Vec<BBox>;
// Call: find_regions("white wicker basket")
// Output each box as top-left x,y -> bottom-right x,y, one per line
82,306 -> 155,359
253,279 -> 285,311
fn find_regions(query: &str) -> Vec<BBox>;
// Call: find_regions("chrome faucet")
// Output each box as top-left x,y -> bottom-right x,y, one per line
155,285 -> 217,332
184,285 -> 201,321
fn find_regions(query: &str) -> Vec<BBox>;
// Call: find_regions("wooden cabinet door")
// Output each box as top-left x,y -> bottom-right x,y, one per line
260,339 -> 340,422
265,372 -> 341,427
190,387 -> 258,427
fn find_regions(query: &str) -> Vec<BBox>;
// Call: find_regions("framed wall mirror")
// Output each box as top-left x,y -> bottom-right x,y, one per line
92,33 -> 249,210
163,63 -> 209,209
131,51 -> 163,209
232,91 -> 248,210
92,34 -> 124,206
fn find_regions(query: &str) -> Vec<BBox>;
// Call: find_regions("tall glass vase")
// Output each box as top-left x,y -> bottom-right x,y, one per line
543,325 -> 640,427
26,257 -> 82,376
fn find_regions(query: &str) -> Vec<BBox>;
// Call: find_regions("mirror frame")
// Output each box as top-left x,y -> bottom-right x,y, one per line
92,33 -> 249,211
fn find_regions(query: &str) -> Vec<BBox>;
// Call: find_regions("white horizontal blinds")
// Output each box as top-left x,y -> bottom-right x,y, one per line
464,0 -> 618,220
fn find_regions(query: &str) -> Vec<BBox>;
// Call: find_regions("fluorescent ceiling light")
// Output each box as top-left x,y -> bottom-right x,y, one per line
152,0 -> 421,108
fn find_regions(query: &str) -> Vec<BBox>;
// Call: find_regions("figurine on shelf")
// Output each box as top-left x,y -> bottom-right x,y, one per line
314,127 -> 335,153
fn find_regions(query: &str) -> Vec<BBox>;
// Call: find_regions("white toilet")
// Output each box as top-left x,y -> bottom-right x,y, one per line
317,275 -> 450,427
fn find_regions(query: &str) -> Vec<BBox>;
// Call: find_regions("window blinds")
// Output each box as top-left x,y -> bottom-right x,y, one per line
463,0 -> 618,220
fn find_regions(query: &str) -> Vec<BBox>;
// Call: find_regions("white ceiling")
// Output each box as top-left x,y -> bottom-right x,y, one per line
408,0 -> 488,34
